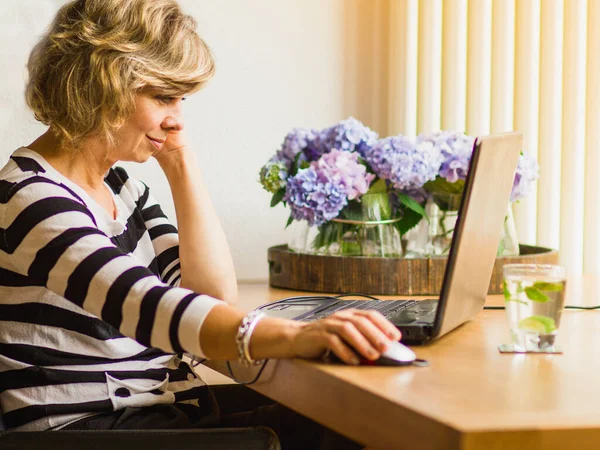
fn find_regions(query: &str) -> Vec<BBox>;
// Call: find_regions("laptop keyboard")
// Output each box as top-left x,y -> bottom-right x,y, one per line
305,299 -> 417,321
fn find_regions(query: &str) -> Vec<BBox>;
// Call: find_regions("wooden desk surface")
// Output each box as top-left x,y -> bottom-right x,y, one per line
204,277 -> 600,450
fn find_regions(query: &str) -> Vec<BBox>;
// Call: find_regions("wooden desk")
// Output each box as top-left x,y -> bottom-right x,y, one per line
203,277 -> 600,450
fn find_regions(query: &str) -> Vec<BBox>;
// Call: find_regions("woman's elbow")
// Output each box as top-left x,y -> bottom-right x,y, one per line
179,278 -> 238,306
215,285 -> 238,306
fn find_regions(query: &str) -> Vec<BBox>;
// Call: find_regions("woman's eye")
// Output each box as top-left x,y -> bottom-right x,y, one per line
156,96 -> 174,105
156,96 -> 186,105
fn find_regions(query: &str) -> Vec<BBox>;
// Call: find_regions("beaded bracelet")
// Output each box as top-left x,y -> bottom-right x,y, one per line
235,310 -> 265,366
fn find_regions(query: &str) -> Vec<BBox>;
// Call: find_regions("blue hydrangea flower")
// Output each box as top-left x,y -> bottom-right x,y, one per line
271,127 -> 318,170
511,151 -> 539,202
363,136 -> 443,190
283,167 -> 348,226
313,117 -> 378,157
416,131 -> 475,183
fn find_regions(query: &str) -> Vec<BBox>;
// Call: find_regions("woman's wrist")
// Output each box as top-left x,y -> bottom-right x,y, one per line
249,317 -> 306,360
155,146 -> 196,178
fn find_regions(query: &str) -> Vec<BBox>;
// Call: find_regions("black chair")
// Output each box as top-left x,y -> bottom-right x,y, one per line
0,408 -> 280,450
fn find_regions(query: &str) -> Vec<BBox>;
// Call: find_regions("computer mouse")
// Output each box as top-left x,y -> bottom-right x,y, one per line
327,340 -> 417,366
361,340 -> 417,366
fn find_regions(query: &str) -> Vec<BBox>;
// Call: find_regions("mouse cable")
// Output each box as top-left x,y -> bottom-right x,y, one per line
334,293 -> 381,300
484,305 -> 600,310
188,354 -> 269,385
226,359 -> 270,385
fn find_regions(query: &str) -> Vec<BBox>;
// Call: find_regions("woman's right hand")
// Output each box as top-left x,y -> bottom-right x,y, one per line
290,309 -> 402,365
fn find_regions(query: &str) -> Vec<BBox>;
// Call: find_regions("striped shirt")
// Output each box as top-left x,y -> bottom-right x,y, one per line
0,147 -> 223,431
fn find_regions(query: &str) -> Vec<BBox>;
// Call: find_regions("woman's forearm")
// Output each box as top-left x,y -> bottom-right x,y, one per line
198,303 -> 399,364
198,304 -> 302,360
158,149 -> 238,304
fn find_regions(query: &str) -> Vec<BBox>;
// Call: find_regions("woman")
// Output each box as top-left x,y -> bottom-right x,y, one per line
0,0 -> 401,448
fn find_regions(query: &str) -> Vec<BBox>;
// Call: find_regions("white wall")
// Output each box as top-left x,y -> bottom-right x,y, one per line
0,0 -> 364,282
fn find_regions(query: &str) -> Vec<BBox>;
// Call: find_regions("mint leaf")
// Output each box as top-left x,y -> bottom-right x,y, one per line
532,281 -> 564,292
524,287 -> 550,303
503,282 -> 528,304
270,188 -> 285,207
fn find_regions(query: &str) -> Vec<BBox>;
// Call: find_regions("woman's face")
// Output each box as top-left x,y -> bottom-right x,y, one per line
112,88 -> 186,163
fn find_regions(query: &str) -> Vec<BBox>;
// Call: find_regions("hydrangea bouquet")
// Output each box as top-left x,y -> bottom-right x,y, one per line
259,118 -> 539,256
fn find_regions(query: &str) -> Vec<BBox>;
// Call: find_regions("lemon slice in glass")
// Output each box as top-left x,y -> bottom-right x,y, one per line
518,316 -> 557,334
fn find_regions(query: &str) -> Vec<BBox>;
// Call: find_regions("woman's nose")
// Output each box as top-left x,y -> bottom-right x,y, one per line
161,114 -> 184,132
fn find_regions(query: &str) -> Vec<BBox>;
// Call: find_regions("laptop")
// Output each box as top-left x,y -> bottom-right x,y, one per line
257,132 -> 523,344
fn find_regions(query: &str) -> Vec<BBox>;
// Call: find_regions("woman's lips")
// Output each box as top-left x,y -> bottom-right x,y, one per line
147,136 -> 164,150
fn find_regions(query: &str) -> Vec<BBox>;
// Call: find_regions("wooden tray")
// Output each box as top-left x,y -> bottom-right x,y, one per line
268,244 -> 559,295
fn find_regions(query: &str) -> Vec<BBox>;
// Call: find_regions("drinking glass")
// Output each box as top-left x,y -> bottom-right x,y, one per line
503,264 -> 567,352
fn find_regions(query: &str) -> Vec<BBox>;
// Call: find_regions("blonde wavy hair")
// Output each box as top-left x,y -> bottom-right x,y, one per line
26,0 -> 215,147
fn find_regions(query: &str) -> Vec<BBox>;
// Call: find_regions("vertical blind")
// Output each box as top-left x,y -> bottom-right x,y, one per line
386,0 -> 597,276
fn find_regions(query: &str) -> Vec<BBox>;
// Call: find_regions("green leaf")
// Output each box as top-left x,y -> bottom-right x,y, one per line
340,241 -> 361,255
532,281 -> 564,292
340,201 -> 363,221
311,221 -> 342,250
289,153 -> 303,177
424,177 -> 465,195
366,178 -> 388,194
397,193 -> 429,223
506,298 -> 528,305
497,237 -> 506,256
394,208 -> 424,236
270,188 -> 286,208
284,215 -> 294,229
361,192 -> 392,220
503,282 -> 528,305
524,287 -> 550,303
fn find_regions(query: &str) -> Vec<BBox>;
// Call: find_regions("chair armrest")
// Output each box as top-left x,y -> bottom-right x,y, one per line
0,427 -> 280,450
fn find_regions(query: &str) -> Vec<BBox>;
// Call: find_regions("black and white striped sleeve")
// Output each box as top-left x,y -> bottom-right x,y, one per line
133,179 -> 182,287
0,178 -> 222,357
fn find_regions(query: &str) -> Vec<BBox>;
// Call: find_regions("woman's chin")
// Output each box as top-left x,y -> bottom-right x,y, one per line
122,146 -> 154,163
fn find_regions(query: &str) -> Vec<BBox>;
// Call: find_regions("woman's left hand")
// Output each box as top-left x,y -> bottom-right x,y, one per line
153,130 -> 190,167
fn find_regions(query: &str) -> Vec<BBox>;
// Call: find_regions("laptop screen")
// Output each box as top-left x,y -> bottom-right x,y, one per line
431,132 -> 522,338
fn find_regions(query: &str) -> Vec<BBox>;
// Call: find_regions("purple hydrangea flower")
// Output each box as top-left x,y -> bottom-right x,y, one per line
313,149 -> 375,200
271,127 -> 318,170
283,149 -> 376,226
363,136 -> 443,190
283,167 -> 348,226
313,117 -> 378,157
417,131 -> 475,183
511,151 -> 539,202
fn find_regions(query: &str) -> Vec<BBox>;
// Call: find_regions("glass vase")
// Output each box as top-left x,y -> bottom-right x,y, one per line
498,204 -> 519,256
426,192 -> 462,256
402,194 -> 519,257
287,192 -> 403,257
